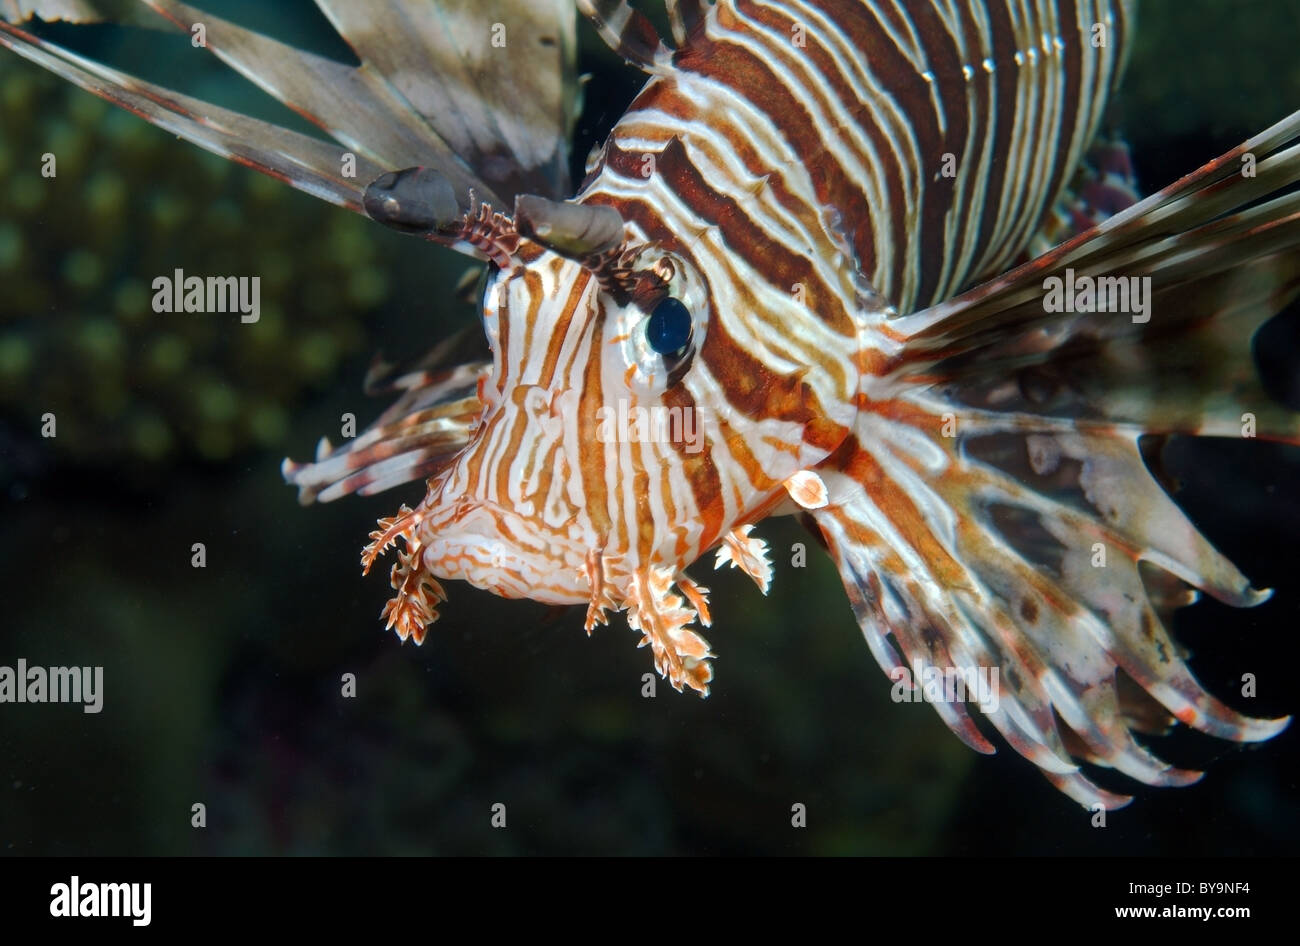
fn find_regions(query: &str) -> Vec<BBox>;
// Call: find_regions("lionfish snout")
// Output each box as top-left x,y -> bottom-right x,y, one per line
417,492 -> 595,605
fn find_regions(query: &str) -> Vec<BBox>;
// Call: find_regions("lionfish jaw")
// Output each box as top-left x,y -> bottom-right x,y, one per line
362,503 -> 447,645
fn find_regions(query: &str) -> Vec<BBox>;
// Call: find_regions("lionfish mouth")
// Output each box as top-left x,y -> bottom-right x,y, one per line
362,491 -> 581,598
424,502 -> 591,603
360,486 -> 719,696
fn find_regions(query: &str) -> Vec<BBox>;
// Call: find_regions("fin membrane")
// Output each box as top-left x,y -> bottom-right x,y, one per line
812,111 -> 1300,808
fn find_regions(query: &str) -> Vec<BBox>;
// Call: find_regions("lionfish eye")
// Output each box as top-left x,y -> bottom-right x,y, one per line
645,296 -> 692,357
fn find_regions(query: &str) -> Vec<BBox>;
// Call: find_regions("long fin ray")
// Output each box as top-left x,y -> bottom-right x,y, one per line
2,0 -> 578,220
140,0 -> 495,203
889,111 -> 1300,447
813,118 -> 1300,804
283,361 -> 489,505
311,0 -> 577,200
577,0 -> 672,71
0,17 -> 380,211
812,416 -> 1286,808
894,109 -> 1300,347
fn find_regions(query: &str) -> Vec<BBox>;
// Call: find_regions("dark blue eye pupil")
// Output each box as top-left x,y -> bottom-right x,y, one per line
646,297 -> 692,356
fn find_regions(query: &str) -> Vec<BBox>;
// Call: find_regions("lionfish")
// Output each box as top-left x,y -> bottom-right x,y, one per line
5,0 -> 1296,809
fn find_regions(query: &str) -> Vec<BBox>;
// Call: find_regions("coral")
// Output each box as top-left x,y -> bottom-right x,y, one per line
0,57 -> 389,467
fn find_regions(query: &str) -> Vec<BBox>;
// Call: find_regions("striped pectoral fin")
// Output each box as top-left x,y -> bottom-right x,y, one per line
1024,132 -> 1142,259
850,112 -> 1300,805
283,359 -> 489,504
809,409 -> 1288,809
949,421 -> 1286,742
897,110 -> 1300,448
577,0 -> 672,71
809,495 -> 1004,762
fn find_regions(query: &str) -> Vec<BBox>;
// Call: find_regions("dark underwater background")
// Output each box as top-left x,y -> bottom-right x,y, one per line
0,0 -> 1296,855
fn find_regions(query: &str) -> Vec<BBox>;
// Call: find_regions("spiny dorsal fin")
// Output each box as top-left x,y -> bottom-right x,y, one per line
310,0 -> 578,201
2,0 -> 105,22
665,0 -> 710,46
1,0 -> 579,243
578,0 -> 671,71
143,0 -> 493,204
0,17 -> 383,212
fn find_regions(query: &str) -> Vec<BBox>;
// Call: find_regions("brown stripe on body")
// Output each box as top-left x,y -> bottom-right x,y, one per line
611,136 -> 858,337
670,20 -> 889,326
496,274 -> 547,505
954,0 -> 1020,285
696,241 -> 853,394
517,269 -> 545,385
575,153 -> 705,267
590,0 -> 1125,311
903,0 -> 982,302
596,147 -> 856,393
605,78 -> 852,282
727,0 -> 909,293
498,388 -> 540,506
809,0 -> 952,306
700,312 -> 850,453
661,382 -> 726,549
460,406 -> 504,504
577,300 -> 614,543
534,262 -> 591,389
626,426 -> 657,570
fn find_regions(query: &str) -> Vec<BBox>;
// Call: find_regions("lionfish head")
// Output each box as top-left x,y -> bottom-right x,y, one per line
359,172 -> 860,692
